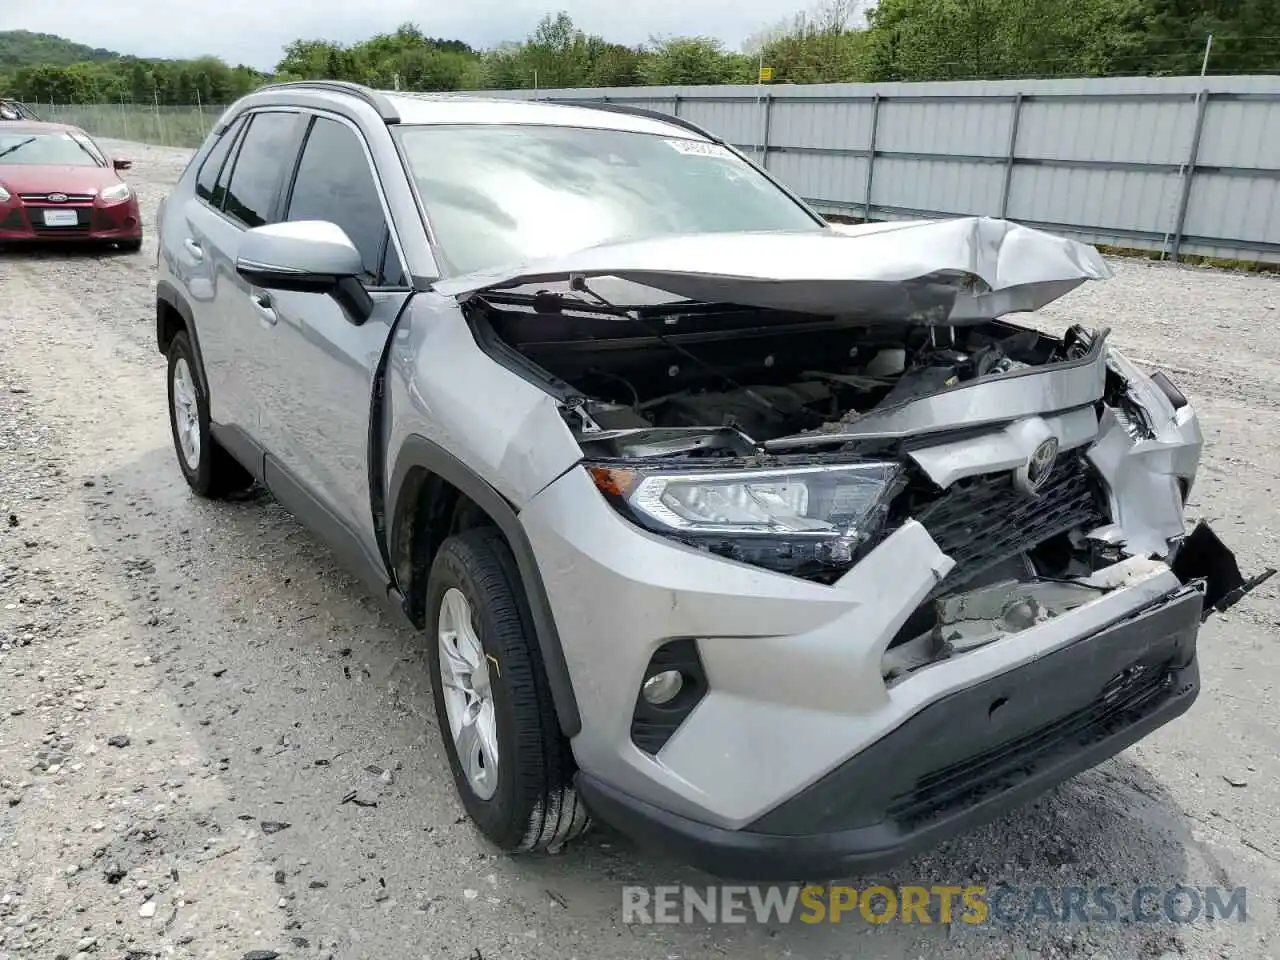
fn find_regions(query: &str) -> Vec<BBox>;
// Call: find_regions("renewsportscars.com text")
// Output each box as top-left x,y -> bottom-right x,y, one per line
622,884 -> 1248,926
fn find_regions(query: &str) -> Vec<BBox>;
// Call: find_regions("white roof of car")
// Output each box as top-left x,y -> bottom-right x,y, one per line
379,92 -> 707,139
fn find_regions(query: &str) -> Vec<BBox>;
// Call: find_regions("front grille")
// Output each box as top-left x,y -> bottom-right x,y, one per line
19,193 -> 96,202
912,450 -> 1107,597
886,661 -> 1176,828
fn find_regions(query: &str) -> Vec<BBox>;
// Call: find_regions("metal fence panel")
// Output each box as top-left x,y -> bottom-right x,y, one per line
1185,174 -> 1280,250
769,151 -> 870,211
677,98 -> 763,145
876,98 -> 1012,156
770,99 -> 875,152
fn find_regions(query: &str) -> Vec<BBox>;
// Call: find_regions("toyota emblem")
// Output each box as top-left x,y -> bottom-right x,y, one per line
47,193 -> 68,203
1014,437 -> 1059,497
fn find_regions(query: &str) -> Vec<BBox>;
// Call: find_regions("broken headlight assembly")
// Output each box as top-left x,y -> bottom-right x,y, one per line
586,460 -> 904,581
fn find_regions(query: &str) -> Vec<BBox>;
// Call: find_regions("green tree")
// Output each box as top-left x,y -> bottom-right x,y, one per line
640,37 -> 749,84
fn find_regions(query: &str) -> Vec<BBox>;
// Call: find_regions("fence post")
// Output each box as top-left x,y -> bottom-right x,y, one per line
862,94 -> 881,221
1171,90 -> 1209,263
999,93 -> 1024,218
153,87 -> 163,146
759,94 -> 773,169
671,94 -> 681,117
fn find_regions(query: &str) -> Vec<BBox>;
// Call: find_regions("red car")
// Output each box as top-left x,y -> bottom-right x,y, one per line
0,121 -> 142,251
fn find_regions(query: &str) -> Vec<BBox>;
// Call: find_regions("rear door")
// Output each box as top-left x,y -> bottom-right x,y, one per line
249,113 -> 412,587
175,114 -> 245,428
179,110 -> 307,455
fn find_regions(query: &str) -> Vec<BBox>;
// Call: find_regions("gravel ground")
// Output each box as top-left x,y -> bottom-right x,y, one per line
1,139 -> 1279,960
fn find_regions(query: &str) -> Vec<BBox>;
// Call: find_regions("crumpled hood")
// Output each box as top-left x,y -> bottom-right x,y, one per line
433,216 -> 1113,322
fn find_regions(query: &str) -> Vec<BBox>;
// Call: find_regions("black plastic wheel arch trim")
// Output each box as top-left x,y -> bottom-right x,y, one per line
156,281 -> 211,398
387,435 -> 582,737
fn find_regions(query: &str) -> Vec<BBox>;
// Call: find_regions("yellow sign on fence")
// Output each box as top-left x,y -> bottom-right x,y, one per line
758,66 -> 774,82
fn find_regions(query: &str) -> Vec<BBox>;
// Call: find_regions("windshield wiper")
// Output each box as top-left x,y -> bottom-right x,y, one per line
69,135 -> 104,166
0,137 -> 36,160
477,289 -> 634,316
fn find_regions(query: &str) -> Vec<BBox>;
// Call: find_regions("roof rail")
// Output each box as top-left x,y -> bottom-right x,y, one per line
538,97 -> 721,143
252,80 -> 401,124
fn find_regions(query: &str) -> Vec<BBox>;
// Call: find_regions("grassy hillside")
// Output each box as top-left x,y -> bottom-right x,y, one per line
0,30 -> 119,69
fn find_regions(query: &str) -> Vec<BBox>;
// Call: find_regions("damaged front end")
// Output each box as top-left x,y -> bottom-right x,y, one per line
451,218 -> 1273,663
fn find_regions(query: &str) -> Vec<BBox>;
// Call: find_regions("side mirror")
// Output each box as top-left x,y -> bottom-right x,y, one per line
236,221 -> 372,324
113,157 -> 132,171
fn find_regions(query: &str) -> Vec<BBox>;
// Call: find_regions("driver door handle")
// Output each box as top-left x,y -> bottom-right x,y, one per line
250,292 -> 277,326
182,238 -> 203,261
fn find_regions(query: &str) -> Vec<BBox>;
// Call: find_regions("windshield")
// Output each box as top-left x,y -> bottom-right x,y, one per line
396,124 -> 823,275
0,131 -> 105,167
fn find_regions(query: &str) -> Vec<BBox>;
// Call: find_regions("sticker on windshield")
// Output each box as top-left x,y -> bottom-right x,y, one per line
664,138 -> 733,159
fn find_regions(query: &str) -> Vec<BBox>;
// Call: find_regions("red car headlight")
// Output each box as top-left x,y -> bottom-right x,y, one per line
99,183 -> 131,204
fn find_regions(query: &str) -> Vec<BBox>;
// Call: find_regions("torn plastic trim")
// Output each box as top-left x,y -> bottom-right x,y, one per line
884,522 -> 1272,681
882,555 -> 1178,680
1085,353 -> 1203,559
1171,521 -> 1276,621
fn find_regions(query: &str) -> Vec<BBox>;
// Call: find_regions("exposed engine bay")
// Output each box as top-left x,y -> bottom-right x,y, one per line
469,290 -> 1100,457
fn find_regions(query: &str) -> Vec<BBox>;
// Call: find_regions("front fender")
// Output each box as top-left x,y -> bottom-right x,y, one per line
386,434 -> 583,738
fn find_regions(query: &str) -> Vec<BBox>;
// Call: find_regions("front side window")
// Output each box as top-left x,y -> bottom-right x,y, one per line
284,117 -> 399,283
395,123 -> 822,276
0,131 -> 105,167
195,116 -> 246,205
222,111 -> 305,228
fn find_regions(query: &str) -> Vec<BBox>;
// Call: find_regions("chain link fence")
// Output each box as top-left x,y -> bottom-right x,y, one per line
25,102 -> 225,148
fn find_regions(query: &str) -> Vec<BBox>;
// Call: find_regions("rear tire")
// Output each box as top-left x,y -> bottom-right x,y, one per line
166,330 -> 253,499
426,526 -> 590,852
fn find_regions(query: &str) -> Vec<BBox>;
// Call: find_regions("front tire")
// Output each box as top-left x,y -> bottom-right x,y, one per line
426,527 -> 589,852
166,330 -> 253,498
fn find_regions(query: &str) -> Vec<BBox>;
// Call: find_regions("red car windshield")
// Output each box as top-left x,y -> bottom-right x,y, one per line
0,131 -> 105,167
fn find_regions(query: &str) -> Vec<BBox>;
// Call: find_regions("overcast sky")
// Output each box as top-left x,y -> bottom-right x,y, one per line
1,0 -> 805,71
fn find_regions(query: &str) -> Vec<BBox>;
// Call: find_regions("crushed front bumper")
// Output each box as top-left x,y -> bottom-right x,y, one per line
523,448 -> 1270,879
578,584 -> 1203,880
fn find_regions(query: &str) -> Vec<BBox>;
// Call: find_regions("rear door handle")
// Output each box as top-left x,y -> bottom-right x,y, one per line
182,238 -> 203,261
250,293 -> 277,326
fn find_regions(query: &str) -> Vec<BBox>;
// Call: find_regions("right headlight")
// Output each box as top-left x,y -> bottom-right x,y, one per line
99,183 -> 131,204
587,460 -> 904,580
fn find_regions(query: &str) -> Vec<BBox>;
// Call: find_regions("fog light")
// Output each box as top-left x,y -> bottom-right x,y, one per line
642,670 -> 684,705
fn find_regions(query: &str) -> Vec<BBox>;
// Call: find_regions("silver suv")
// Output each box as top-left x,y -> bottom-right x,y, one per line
155,80 -> 1269,879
